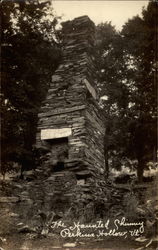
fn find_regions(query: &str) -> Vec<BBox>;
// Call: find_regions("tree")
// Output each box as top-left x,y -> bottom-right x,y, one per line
96,1 -> 157,182
95,22 -> 130,177
121,1 -> 157,181
1,0 -> 61,175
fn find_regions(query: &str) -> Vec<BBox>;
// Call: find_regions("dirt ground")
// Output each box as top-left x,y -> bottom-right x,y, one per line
0,233 -> 158,250
0,175 -> 157,250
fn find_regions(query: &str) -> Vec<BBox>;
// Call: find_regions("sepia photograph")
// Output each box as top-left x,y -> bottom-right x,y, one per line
1,0 -> 158,249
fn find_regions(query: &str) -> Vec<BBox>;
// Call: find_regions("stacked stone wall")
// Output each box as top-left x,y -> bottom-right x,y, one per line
36,16 -> 105,182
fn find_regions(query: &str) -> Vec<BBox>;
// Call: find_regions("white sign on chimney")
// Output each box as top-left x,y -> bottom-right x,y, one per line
41,128 -> 72,140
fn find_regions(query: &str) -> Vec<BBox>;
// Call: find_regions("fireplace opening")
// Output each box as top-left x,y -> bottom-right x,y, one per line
46,137 -> 69,172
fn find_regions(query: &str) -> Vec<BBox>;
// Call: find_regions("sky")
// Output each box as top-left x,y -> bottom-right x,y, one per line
52,0 -> 149,30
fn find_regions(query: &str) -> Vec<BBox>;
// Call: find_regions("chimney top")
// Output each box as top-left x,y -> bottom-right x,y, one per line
61,15 -> 95,33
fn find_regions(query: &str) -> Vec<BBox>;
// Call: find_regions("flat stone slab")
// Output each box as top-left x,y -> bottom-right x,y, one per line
41,128 -> 72,140
0,197 -> 19,203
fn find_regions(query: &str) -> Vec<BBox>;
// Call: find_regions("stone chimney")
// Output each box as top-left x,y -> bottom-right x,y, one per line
36,16 -> 105,184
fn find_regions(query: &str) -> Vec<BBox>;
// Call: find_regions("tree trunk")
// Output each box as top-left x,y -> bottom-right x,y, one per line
105,152 -> 109,178
104,129 -> 110,179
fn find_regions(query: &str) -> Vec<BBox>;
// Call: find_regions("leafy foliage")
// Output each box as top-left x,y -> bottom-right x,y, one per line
121,1 -> 157,181
95,22 -> 130,175
97,2 -> 157,181
1,0 -> 61,174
